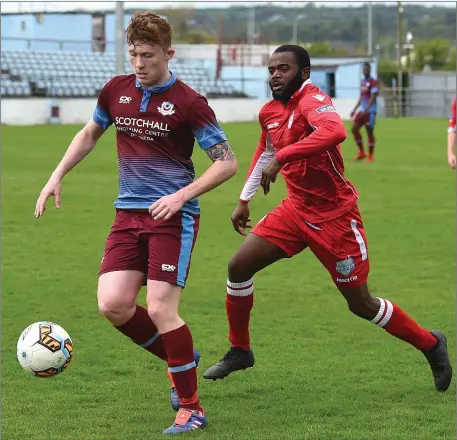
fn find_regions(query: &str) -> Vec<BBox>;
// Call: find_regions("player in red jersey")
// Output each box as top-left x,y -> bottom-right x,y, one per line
447,97 -> 456,169
350,62 -> 378,162
34,12 -> 238,435
203,46 -> 452,394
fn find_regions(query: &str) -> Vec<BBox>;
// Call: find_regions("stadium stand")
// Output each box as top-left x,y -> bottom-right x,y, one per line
0,50 -> 241,98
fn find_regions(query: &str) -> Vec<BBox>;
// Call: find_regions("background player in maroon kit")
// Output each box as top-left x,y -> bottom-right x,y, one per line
447,97 -> 456,169
203,46 -> 452,396
34,12 -> 237,435
350,62 -> 378,161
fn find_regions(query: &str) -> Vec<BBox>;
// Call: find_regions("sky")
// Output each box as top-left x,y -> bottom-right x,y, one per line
1,0 -> 455,13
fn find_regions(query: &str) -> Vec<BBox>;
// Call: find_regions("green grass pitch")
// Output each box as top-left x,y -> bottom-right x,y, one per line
2,118 -> 455,439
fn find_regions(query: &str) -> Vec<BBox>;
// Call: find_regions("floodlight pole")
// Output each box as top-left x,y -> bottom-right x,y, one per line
367,2 -> 373,56
396,1 -> 403,117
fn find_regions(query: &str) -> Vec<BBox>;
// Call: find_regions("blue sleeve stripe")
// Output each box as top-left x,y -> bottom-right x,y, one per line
93,104 -> 112,129
193,123 -> 227,150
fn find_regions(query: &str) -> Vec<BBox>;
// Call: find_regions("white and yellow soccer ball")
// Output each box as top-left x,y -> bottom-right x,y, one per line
17,321 -> 73,377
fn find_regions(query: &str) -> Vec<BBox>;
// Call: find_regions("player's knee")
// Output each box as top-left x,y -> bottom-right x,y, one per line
228,254 -> 253,283
147,301 -> 177,327
98,295 -> 134,324
147,304 -> 165,324
346,294 -> 379,320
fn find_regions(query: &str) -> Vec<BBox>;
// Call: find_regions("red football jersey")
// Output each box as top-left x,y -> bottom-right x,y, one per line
448,98 -> 456,133
240,80 -> 358,223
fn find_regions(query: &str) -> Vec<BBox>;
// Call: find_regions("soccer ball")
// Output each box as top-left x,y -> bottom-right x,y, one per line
17,321 -> 73,377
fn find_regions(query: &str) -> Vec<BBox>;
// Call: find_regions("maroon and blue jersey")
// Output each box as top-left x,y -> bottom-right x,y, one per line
93,72 -> 227,215
360,76 -> 378,113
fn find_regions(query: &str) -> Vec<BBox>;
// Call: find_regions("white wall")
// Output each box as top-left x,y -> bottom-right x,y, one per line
1,97 -> 359,126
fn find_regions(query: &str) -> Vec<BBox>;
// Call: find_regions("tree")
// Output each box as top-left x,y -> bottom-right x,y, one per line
303,41 -> 347,56
443,46 -> 456,71
412,38 -> 450,71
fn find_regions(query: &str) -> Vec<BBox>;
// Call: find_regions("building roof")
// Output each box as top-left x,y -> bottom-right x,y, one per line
311,56 -> 376,67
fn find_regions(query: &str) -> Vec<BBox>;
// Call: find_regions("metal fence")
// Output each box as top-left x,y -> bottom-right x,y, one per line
380,87 -> 454,118
1,36 -> 119,52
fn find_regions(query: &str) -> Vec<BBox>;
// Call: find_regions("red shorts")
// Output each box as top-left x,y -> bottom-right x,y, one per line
251,200 -> 369,287
99,210 -> 200,288
354,111 -> 376,127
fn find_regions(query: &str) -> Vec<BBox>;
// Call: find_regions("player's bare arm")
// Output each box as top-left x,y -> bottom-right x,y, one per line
232,130 -> 273,235
364,92 -> 378,115
205,140 -> 236,162
35,119 -> 107,218
211,140 -> 254,234
149,141 -> 237,220
447,131 -> 456,169
260,158 -> 282,195
447,99 -> 456,169
351,96 -> 361,116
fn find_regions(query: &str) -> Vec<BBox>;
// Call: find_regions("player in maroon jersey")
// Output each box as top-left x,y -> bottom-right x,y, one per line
447,97 -> 456,169
35,12 -> 238,435
203,46 -> 452,394
350,62 -> 378,162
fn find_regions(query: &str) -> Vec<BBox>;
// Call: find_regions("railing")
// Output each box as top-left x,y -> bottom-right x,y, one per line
380,87 -> 454,118
1,36 -> 117,52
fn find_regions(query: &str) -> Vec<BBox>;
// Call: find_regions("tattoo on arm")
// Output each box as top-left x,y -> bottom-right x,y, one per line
206,141 -> 236,162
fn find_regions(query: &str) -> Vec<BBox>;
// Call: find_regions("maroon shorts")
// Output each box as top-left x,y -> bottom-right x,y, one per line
251,199 -> 369,287
99,210 -> 200,288
354,111 -> 377,128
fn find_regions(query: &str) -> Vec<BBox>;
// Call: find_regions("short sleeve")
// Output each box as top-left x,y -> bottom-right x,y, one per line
188,96 -> 227,150
93,80 -> 114,129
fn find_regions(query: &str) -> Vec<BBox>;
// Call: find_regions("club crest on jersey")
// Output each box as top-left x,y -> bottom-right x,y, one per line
336,256 -> 355,277
157,101 -> 175,116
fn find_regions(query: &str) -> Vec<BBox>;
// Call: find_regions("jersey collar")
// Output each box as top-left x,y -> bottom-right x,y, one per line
135,71 -> 177,93
289,78 -> 313,103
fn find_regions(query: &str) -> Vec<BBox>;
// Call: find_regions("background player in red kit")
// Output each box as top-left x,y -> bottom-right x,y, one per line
203,46 -> 452,396
350,62 -> 378,161
447,97 -> 456,169
34,12 -> 237,435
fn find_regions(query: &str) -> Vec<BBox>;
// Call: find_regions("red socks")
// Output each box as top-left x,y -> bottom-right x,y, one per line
354,132 -> 364,152
161,325 -> 201,411
226,279 -> 254,350
116,310 -> 201,410
368,136 -> 375,157
115,305 -> 167,360
371,298 -> 437,351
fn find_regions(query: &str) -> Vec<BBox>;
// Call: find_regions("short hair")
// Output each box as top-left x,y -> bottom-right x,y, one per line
363,62 -> 371,68
126,11 -> 172,50
274,45 -> 311,69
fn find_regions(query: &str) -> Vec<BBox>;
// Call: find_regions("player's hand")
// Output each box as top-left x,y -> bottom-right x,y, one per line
261,158 -> 282,195
148,192 -> 185,221
231,201 -> 252,236
448,153 -> 456,169
35,176 -> 62,218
